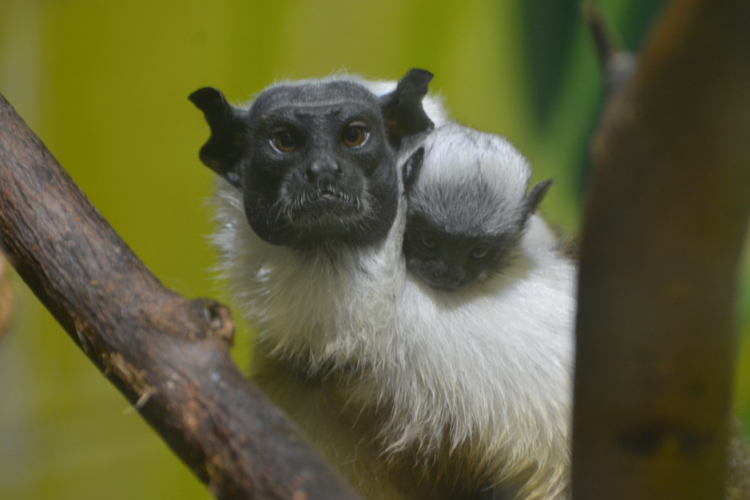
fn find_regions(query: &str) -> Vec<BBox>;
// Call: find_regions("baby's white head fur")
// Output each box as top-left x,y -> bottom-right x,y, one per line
408,121 -> 537,234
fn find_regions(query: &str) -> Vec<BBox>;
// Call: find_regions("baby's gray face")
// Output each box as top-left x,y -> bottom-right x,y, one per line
403,206 -> 525,291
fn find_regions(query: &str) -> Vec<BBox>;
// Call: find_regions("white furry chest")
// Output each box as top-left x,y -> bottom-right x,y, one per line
213,180 -> 407,366
254,243 -> 405,365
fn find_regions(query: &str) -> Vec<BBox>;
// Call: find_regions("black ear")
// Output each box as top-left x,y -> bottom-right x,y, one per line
402,147 -> 425,194
522,179 -> 553,218
380,68 -> 435,149
189,87 -> 246,187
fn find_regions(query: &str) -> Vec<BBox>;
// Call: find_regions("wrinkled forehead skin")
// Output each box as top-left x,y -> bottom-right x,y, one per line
250,80 -> 381,117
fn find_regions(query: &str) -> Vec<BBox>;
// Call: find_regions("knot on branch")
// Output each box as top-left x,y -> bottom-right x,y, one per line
194,298 -> 234,346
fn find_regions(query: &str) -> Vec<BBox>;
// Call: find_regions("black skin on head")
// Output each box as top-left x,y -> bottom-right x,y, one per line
401,148 -> 553,291
403,214 -> 525,291
189,69 -> 434,248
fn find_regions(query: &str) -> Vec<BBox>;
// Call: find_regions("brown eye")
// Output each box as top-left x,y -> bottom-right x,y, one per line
342,123 -> 368,147
273,130 -> 297,152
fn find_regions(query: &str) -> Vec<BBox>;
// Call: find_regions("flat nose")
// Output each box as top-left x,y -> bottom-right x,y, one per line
306,159 -> 341,182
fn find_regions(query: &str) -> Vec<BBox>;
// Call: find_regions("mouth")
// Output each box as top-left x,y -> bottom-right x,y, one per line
318,185 -> 346,202
406,259 -> 476,292
424,276 -> 470,292
275,184 -> 366,227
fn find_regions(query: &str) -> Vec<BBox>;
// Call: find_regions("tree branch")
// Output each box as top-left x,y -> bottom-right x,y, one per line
0,94 -> 360,500
573,0 -> 750,499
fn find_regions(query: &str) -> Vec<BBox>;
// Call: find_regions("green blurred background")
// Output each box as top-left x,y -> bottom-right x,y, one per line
0,1 -> 748,499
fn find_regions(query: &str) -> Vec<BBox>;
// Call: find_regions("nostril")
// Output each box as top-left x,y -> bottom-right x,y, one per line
305,165 -> 316,182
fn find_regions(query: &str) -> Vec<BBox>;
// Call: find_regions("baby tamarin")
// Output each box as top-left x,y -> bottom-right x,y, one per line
401,121 -> 555,292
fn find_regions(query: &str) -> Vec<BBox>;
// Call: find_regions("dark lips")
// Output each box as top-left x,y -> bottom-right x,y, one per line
283,185 -> 360,227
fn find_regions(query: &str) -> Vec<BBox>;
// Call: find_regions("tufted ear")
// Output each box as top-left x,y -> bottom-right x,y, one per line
402,147 -> 425,195
379,68 -> 435,149
522,179 -> 554,219
189,87 -> 246,187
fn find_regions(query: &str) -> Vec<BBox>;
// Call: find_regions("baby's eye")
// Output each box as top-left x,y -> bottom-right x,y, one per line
419,236 -> 437,251
470,245 -> 491,260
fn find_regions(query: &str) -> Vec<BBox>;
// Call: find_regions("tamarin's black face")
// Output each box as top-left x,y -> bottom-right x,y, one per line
242,82 -> 399,247
190,69 -> 434,248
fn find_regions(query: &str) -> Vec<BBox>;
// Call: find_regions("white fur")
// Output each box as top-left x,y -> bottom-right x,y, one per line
417,122 -> 531,200
213,178 -> 575,499
408,122 -> 549,239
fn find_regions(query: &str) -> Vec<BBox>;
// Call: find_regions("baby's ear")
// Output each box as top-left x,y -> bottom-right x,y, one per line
402,147 -> 425,195
522,179 -> 553,218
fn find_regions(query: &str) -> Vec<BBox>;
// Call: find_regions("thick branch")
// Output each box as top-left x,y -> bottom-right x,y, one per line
573,0 -> 750,499
0,94 -> 360,500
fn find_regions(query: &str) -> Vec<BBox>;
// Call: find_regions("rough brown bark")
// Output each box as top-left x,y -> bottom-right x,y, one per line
0,93 -> 360,500
573,0 -> 750,499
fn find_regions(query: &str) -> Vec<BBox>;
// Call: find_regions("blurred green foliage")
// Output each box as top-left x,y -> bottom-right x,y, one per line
0,1 -> 746,499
